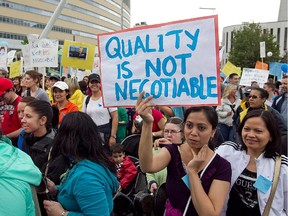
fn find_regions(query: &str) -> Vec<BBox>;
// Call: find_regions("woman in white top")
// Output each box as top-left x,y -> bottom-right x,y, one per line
216,109 -> 287,216
216,84 -> 241,141
82,74 -> 118,149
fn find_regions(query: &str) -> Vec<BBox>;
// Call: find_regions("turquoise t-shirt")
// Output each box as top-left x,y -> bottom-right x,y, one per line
57,160 -> 119,216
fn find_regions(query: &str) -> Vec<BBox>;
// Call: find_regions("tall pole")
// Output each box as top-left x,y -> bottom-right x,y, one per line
40,0 -> 69,39
121,0 -> 124,29
39,0 -> 69,86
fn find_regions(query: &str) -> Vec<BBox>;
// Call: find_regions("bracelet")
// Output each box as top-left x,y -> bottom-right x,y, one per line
111,135 -> 117,139
61,210 -> 66,216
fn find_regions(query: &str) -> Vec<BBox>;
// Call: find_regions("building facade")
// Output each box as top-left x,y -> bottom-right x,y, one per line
221,0 -> 287,68
0,0 -> 131,49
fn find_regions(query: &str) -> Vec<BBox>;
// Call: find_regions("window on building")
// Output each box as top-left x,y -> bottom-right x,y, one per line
277,28 -> 280,45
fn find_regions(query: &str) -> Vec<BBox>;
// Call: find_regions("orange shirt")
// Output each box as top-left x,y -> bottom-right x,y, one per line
52,101 -> 79,124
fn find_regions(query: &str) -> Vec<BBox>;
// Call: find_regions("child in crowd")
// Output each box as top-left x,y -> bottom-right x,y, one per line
111,143 -> 138,193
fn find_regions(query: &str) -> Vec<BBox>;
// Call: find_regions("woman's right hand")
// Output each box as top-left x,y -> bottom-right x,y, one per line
136,91 -> 154,124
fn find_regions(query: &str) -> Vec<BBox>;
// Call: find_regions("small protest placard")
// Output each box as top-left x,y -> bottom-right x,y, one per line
0,46 -> 7,68
239,68 -> 269,88
61,41 -> 96,70
28,39 -> 59,67
10,60 -> 22,78
98,15 -> 220,107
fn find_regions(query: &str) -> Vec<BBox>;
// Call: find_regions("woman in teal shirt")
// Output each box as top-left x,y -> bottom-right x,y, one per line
43,112 -> 118,216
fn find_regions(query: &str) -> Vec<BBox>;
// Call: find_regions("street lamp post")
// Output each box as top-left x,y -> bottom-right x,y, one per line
121,0 -> 124,30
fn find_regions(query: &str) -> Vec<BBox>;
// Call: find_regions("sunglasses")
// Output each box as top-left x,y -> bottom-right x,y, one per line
248,95 -> 260,99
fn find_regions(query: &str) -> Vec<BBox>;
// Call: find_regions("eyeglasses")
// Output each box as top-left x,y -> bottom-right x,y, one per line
163,130 -> 182,135
248,95 -> 260,99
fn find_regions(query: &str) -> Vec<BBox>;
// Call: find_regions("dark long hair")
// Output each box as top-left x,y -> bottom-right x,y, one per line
50,112 -> 116,174
238,109 -> 281,158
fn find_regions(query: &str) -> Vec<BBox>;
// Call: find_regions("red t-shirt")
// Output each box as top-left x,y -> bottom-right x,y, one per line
133,108 -> 164,132
0,96 -> 22,135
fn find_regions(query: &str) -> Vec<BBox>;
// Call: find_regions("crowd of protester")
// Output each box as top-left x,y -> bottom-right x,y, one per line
0,67 -> 287,216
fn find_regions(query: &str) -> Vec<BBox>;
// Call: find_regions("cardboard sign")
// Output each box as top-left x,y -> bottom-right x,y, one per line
61,40 -> 95,70
255,61 -> 268,70
98,15 -> 220,107
222,61 -> 241,76
9,60 -> 22,78
239,68 -> 269,88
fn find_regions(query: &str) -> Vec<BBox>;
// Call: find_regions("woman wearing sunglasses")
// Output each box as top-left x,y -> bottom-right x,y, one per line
233,87 -> 287,140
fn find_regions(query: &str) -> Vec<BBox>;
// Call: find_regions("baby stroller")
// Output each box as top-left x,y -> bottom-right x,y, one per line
113,156 -> 154,216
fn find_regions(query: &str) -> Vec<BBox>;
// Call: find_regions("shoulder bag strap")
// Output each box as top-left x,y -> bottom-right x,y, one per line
85,94 -> 92,108
262,155 -> 281,216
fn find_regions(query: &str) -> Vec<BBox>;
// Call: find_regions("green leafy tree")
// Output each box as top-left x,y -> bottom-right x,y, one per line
21,37 -> 29,45
228,23 -> 280,68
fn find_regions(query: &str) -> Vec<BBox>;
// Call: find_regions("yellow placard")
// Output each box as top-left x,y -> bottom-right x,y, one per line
9,61 -> 21,78
222,61 -> 242,76
61,40 -> 95,70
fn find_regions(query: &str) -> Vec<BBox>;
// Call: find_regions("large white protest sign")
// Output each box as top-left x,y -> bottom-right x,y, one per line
239,68 -> 269,88
98,15 -> 220,107
29,39 -> 58,67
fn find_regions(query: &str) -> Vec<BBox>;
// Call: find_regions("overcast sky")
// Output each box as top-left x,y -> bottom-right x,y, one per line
130,0 -> 281,41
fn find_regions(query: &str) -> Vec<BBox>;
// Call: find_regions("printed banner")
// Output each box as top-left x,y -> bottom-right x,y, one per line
98,15 -> 220,107
61,40 -> 95,70
239,68 -> 269,88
